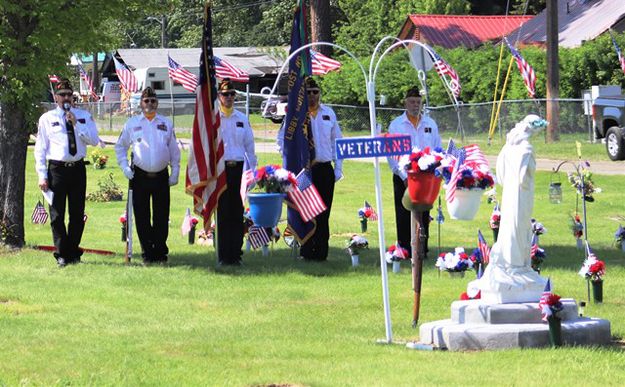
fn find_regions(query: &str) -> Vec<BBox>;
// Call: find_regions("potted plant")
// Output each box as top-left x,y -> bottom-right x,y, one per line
385,243 -> 409,273
346,235 -> 368,266
441,147 -> 495,220
538,286 -> 564,347
357,202 -> 377,233
397,147 -> 445,210
578,251 -> 606,303
248,164 -> 297,227
90,149 -> 109,169
119,212 -> 127,242
435,247 -> 473,277
468,247 -> 483,276
567,169 -> 601,202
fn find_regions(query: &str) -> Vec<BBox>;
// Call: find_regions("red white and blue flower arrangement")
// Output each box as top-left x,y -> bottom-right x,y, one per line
397,146 -> 447,174
385,243 -> 409,273
435,247 -> 473,274
578,252 -> 606,282
253,164 -> 298,193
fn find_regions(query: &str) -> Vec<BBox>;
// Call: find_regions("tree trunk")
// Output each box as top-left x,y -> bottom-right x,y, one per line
309,0 -> 332,56
0,101 -> 30,248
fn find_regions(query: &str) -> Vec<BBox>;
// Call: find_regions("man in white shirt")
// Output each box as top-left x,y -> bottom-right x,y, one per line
215,78 -> 257,266
278,77 -> 343,261
387,87 -> 441,257
115,87 -> 181,265
34,79 -> 100,267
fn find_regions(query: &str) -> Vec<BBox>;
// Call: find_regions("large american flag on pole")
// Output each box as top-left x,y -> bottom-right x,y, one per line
610,30 -> 625,75
168,55 -> 199,93
504,37 -> 536,98
310,49 -> 341,75
431,51 -> 461,98
214,56 -> 249,82
112,56 -> 138,93
185,3 -> 226,230
287,169 -> 326,223
445,148 -> 466,203
77,64 -> 98,100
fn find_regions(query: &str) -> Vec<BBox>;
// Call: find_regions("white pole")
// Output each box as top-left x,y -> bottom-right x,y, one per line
168,77 -> 175,128
245,83 -> 250,119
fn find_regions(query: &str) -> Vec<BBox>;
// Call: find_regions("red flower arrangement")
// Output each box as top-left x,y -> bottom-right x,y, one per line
399,146 -> 446,174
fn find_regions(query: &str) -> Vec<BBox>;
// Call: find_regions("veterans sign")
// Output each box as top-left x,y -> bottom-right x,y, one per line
336,135 -> 412,159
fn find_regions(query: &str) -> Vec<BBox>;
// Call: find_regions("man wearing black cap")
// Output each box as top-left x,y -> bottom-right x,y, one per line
35,78 -> 100,267
115,87 -> 181,265
387,87 -> 441,257
277,77 -> 343,261
215,78 -> 257,266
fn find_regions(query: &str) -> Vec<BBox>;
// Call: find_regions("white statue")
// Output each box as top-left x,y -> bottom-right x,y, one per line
469,114 -> 548,303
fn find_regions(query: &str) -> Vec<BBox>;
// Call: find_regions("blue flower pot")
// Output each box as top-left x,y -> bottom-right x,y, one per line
248,193 -> 285,227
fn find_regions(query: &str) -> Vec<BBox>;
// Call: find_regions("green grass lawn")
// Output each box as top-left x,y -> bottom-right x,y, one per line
1,147 -> 625,385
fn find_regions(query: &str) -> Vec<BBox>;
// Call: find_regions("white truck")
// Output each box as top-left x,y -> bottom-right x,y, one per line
591,85 -> 625,161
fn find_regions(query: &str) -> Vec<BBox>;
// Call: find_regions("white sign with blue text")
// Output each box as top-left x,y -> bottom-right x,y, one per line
335,135 -> 412,159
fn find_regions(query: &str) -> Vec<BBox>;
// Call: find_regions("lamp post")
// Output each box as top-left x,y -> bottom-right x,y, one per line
147,16 -> 167,48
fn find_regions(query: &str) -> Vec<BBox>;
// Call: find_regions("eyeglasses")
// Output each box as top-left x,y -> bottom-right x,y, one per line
220,91 -> 236,97
142,98 -> 158,104
57,92 -> 73,97
307,89 -> 320,95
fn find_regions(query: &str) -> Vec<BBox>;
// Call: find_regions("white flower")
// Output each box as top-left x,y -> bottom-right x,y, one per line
273,168 -> 290,181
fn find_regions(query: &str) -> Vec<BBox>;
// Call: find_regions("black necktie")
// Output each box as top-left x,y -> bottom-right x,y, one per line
65,113 -> 77,156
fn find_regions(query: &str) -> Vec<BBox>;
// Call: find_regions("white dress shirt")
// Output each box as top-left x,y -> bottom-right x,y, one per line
277,104 -> 343,176
220,109 -> 257,169
34,106 -> 100,180
115,113 -> 181,181
387,111 -> 441,180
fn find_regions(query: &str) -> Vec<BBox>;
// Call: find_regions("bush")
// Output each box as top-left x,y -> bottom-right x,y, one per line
86,173 -> 123,202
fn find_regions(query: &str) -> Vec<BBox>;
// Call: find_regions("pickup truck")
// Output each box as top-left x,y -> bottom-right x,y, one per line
592,87 -> 625,161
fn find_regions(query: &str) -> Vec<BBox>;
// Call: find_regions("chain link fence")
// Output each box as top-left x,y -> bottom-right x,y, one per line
41,98 -> 595,142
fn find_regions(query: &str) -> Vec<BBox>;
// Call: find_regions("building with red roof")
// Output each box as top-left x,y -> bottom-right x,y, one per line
397,15 -> 533,49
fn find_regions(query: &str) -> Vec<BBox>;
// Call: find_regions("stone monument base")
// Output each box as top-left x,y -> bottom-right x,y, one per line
417,299 -> 611,351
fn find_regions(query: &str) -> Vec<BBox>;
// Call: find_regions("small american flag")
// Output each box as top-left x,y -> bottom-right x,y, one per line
181,208 -> 192,236
610,31 -> 625,75
478,229 -> 490,264
538,278 -> 552,321
77,64 -> 98,100
287,169 -> 326,223
214,56 -> 249,83
432,52 -> 461,98
504,37 -> 536,98
364,201 -> 378,221
446,138 -> 460,158
530,233 -> 539,258
31,201 -> 48,224
248,225 -> 271,249
445,148 -> 466,204
239,167 -> 255,203
311,49 -> 341,75
48,74 -> 60,83
112,56 -> 138,93
168,55 -> 199,93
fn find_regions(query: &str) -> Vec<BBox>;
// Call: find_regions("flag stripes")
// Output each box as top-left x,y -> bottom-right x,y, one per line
168,55 -> 199,93
478,229 -> 490,264
445,148 -> 466,203
610,31 -> 625,75
214,56 -> 249,82
432,51 -> 461,98
77,64 -> 98,100
310,49 -> 341,75
31,201 -> 48,224
48,74 -> 60,83
504,37 -> 536,98
538,278 -> 552,321
112,56 -> 138,93
248,226 -> 271,249
287,169 -> 326,223
364,200 -> 378,221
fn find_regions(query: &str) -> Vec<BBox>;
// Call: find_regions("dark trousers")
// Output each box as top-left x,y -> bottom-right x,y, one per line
48,162 -> 86,262
217,162 -> 244,264
300,162 -> 335,261
132,167 -> 170,261
393,174 -> 430,256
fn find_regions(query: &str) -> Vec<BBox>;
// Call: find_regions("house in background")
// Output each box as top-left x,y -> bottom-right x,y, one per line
509,0 -> 625,48
396,14 -> 533,49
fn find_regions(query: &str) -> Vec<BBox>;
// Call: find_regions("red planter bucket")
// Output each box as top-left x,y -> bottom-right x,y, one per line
406,170 -> 442,206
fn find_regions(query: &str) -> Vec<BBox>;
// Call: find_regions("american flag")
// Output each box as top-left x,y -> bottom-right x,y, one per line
504,37 -> 536,98
48,74 -> 60,83
478,229 -> 490,264
168,55 -> 199,93
530,233 -> 539,258
364,201 -> 378,221
185,3 -> 226,230
445,148 -> 466,203
538,278 -> 552,321
310,49 -> 341,75
287,169 -> 326,222
610,31 -> 625,75
248,225 -> 271,249
431,51 -> 461,98
214,56 -> 249,82
31,201 -> 48,224
181,208 -> 192,236
446,138 -> 460,158
239,167 -> 255,203
463,144 -> 489,169
77,64 -> 98,100
112,56 -> 138,93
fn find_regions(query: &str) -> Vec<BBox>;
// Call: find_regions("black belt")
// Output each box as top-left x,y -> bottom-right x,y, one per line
225,160 -> 244,167
134,167 -> 167,178
49,159 -> 84,167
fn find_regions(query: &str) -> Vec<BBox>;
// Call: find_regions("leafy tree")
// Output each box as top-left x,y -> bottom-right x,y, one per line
0,0 -> 159,248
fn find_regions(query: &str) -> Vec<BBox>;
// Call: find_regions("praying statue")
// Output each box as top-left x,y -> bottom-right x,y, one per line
469,114 -> 549,303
